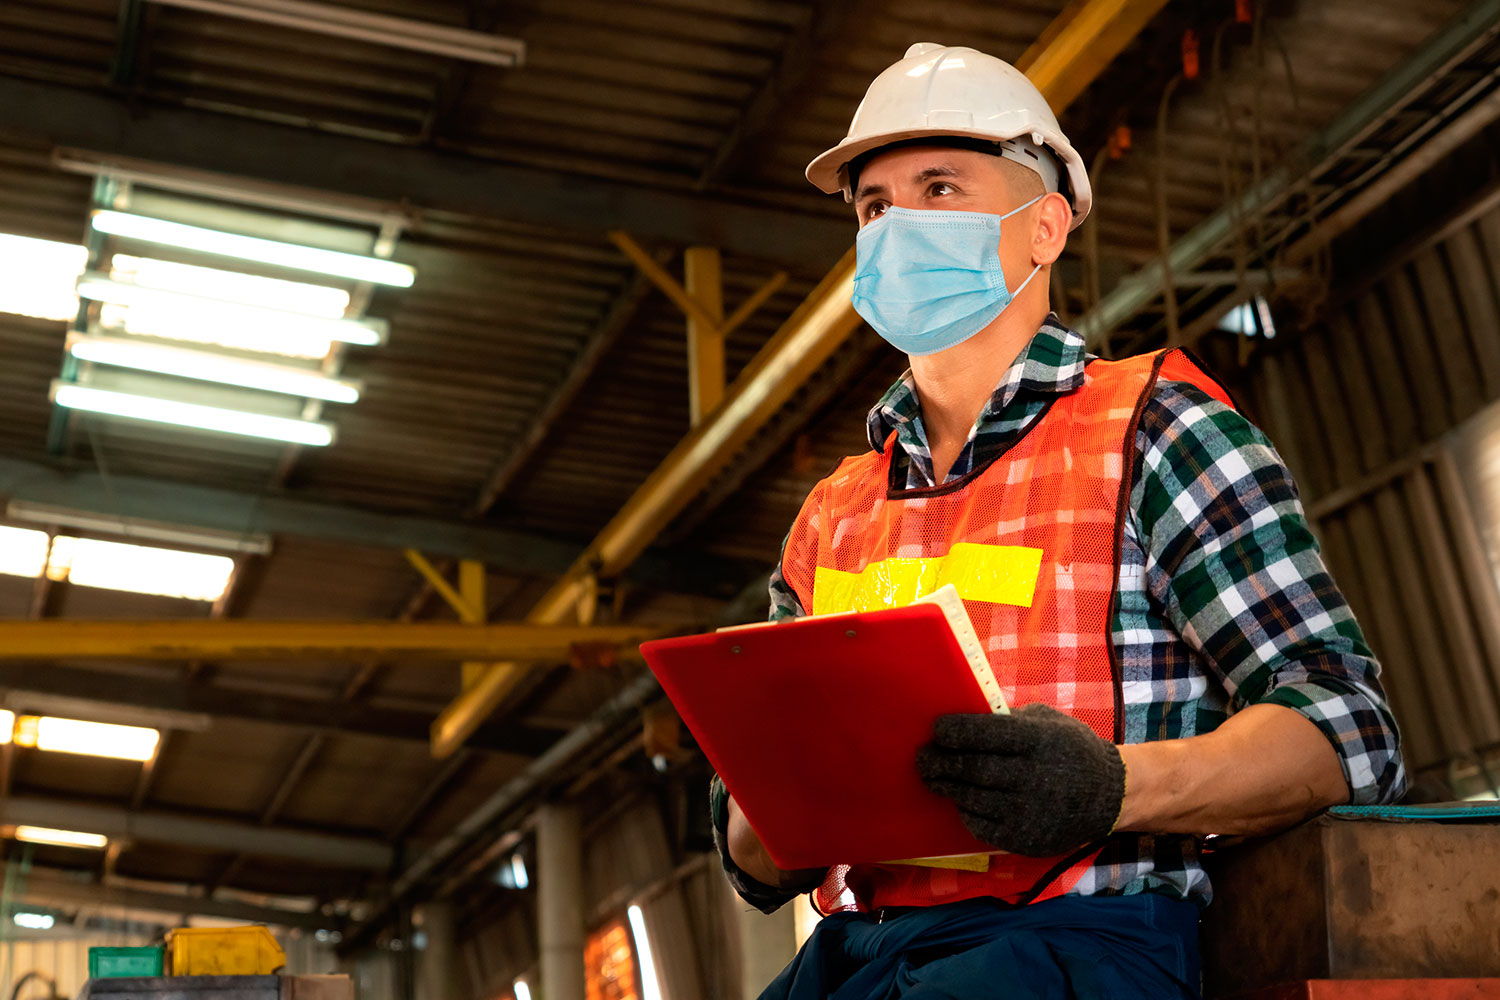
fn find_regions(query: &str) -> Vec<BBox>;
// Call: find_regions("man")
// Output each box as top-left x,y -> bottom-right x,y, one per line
709,43 -> 1404,998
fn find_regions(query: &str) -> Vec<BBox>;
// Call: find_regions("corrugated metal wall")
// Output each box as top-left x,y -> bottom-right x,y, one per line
0,932 -> 153,1000
1248,183 -> 1500,779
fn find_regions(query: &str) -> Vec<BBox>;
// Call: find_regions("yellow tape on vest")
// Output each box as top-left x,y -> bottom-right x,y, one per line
811,542 -> 1043,616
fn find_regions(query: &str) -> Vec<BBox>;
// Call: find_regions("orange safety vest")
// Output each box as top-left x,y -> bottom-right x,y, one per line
780,348 -> 1233,914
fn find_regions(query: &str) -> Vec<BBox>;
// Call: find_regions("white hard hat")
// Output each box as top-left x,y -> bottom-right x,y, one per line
805,42 -> 1093,230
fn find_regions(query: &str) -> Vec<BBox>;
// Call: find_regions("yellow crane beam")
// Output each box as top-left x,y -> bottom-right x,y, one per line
430,0 -> 1174,757
0,620 -> 662,662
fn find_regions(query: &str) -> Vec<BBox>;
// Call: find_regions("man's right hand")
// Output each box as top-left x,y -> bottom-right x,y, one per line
727,795 -> 830,890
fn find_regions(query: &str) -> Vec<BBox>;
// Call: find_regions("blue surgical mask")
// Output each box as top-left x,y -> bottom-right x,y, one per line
851,197 -> 1043,356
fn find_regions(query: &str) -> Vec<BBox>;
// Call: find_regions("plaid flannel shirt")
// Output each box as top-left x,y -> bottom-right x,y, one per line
711,316 -> 1404,913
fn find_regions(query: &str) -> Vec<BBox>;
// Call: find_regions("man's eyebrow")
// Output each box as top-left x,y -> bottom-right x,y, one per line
914,164 -> 962,183
856,163 -> 965,202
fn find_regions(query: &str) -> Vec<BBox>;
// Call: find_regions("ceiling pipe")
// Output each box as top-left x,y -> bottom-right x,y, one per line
1,795 -> 392,869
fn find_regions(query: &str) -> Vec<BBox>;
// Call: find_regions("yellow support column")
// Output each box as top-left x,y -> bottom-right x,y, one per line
458,559 -> 487,691
685,246 -> 725,426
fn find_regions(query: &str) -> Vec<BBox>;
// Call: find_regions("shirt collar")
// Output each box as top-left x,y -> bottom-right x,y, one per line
865,315 -> 1089,452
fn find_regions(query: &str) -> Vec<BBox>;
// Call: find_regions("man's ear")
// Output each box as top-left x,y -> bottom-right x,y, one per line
1031,191 -> 1072,267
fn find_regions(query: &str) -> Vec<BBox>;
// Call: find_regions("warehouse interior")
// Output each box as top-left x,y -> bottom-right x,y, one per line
2,0 -> 1500,997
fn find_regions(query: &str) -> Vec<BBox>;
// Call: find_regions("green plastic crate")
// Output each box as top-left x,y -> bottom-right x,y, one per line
89,946 -> 165,979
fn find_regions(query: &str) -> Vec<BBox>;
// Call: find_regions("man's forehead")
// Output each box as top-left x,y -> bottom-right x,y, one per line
853,148 -> 996,199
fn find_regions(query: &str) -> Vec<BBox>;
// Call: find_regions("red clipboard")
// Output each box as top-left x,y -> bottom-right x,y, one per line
640,603 -> 997,870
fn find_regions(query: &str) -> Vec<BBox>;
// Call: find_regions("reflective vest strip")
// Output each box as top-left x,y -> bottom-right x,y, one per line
810,542 -> 1044,616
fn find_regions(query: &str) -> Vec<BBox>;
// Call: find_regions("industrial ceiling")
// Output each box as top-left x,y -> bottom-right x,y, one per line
1,0 -> 1497,954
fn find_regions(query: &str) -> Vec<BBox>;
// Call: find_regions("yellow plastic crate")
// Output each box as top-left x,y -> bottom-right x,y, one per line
166,925 -> 286,976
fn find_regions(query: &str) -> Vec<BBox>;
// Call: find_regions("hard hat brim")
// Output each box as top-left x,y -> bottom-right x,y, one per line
805,126 -> 1093,231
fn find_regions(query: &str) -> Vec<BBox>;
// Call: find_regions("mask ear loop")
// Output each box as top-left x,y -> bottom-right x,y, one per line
1008,262 -> 1044,300
998,193 -> 1046,300
998,193 -> 1045,221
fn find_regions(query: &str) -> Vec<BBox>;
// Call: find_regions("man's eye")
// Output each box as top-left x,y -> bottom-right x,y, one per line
928,182 -> 954,197
866,202 -> 888,220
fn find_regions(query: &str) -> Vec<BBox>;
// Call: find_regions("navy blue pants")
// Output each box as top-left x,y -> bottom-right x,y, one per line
758,894 -> 1201,1000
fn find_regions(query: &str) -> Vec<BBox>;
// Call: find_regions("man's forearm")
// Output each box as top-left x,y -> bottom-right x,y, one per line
1115,702 -> 1348,836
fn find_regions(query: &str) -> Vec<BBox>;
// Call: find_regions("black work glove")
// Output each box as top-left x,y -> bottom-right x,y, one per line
915,703 -> 1126,857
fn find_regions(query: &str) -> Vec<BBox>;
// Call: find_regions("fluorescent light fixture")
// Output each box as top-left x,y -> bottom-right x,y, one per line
92,211 -> 415,287
68,333 -> 361,403
7,500 -> 272,556
19,715 -> 162,760
52,382 -> 337,447
627,905 -> 664,1000
143,0 -> 525,67
0,233 -> 87,321
13,826 -> 109,850
0,710 -> 12,746
45,536 -> 235,601
112,255 -> 351,317
1,693 -> 210,734
0,525 -> 51,578
512,981 -> 531,1000
0,519 -> 238,601
19,715 -> 160,761
13,912 -> 55,930
79,276 -> 385,353
98,302 -> 332,359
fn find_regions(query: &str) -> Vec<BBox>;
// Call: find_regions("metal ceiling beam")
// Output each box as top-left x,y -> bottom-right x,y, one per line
428,0 -> 1170,757
0,454 -> 750,598
141,0 -> 527,68
0,619 -> 661,661
1073,0 -> 1500,344
0,76 -> 850,269
1,795 -> 392,869
0,662 -> 557,755
1284,73 -> 1500,264
17,866 -> 336,930
1017,0 -> 1173,111
694,0 -> 874,187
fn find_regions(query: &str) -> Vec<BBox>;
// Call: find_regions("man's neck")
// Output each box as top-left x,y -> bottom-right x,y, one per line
908,298 -> 1049,454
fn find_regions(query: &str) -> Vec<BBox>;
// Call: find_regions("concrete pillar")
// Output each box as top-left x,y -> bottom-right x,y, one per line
416,902 -> 460,1000
736,904 -> 797,999
537,803 -> 585,1000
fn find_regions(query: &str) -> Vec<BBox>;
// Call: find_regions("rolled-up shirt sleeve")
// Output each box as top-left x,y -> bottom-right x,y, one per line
709,773 -> 811,913
1133,382 -> 1405,805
